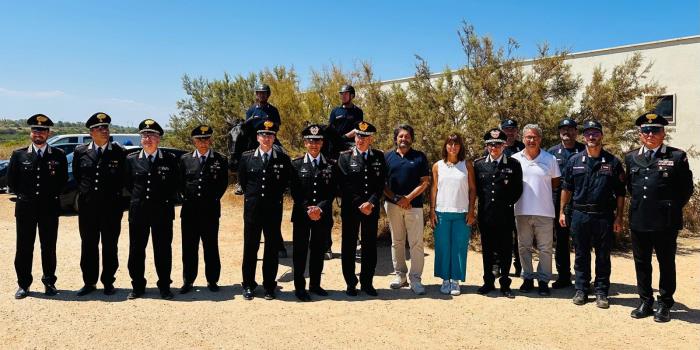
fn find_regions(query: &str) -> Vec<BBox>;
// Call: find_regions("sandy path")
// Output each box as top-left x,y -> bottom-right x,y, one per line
0,192 -> 698,349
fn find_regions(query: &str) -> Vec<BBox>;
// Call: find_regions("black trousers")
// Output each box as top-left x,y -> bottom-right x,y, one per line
242,208 -> 282,291
128,210 -> 173,292
511,226 -> 521,272
292,219 -> 331,291
631,229 -> 678,307
181,210 -> 221,285
571,210 -> 613,295
78,203 -> 122,286
479,218 -> 513,289
341,211 -> 378,288
554,207 -> 573,281
15,213 -> 59,289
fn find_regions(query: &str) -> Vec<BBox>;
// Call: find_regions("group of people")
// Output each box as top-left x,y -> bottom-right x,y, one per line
7,84 -> 693,324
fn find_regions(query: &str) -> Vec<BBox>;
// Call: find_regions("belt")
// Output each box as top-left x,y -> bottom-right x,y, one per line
572,203 -> 608,214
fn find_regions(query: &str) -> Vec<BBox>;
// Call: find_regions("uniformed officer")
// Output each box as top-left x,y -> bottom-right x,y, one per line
327,84 -> 364,157
559,120 -> 626,309
625,112 -> 693,322
474,128 -> 523,298
337,121 -> 386,296
125,119 -> 180,300
547,117 -> 586,289
178,125 -> 229,294
289,124 -> 336,301
73,112 -> 127,296
499,118 -> 525,276
236,83 -> 287,257
238,118 -> 292,300
8,114 -> 68,299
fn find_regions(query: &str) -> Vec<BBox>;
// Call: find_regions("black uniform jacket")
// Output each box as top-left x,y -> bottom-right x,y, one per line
290,153 -> 337,224
336,147 -> 386,216
125,149 -> 180,221
179,150 -> 229,218
473,154 -> 523,222
625,145 -> 693,231
238,148 -> 292,221
72,142 -> 127,208
8,144 -> 68,217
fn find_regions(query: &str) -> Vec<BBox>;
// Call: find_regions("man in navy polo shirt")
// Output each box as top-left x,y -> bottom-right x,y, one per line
384,124 -> 431,294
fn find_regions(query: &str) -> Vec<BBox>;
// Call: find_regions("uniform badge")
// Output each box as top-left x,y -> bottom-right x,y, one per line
36,115 -> 48,125
358,122 -> 369,131
96,113 -> 107,122
504,179 -> 509,184
490,130 -> 500,138
646,114 -> 657,123
144,119 -> 155,126
310,126 -> 319,135
264,120 -> 274,129
200,125 -> 209,133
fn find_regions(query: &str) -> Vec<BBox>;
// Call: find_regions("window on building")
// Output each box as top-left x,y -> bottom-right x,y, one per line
645,94 -> 675,125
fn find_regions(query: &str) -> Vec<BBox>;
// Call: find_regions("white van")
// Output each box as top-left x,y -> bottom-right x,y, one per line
47,133 -> 141,147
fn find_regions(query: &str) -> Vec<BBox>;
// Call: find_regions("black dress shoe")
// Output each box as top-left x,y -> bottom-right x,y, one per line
552,278 -> 573,289
179,283 -> 193,294
103,285 -> 116,296
477,284 -> 495,295
15,287 -> 28,299
310,286 -> 328,296
160,289 -> 174,300
500,288 -> 515,299
207,283 -> 220,292
630,301 -> 654,319
345,287 -> 358,296
44,284 -> 58,296
278,248 -> 288,259
243,287 -> 255,300
572,290 -> 588,305
295,291 -> 312,302
654,304 -> 671,322
127,290 -> 144,300
361,285 -> 378,296
595,295 -> 610,309
519,279 -> 534,293
264,290 -> 276,300
537,281 -> 550,296
77,285 -> 96,296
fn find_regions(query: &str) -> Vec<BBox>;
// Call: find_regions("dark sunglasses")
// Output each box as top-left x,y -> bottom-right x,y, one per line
640,126 -> 663,134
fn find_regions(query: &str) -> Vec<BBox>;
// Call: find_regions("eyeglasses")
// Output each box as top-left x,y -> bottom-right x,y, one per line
640,126 -> 663,135
141,133 -> 160,139
91,125 -> 109,131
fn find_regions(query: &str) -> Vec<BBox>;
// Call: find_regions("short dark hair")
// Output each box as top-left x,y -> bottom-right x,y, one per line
393,124 -> 415,145
441,132 -> 466,162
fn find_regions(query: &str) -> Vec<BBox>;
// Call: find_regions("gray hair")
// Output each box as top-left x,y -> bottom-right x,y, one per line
522,123 -> 543,137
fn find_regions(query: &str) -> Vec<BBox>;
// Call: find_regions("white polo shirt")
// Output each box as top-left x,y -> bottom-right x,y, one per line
512,149 -> 561,217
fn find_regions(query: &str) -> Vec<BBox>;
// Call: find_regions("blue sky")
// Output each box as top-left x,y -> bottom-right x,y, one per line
0,0 -> 697,127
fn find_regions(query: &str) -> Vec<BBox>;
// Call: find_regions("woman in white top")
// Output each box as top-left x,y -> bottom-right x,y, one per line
429,133 -> 476,296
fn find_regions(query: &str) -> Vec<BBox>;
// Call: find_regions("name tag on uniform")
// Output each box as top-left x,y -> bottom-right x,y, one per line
502,168 -> 513,174
658,160 -> 674,166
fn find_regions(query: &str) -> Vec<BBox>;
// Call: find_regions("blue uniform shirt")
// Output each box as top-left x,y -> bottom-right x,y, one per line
562,149 -> 626,209
245,103 -> 282,130
384,148 -> 430,208
328,105 -> 363,137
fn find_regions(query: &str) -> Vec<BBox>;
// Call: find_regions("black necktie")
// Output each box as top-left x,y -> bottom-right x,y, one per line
645,149 -> 654,161
37,149 -> 43,158
263,153 -> 269,167
362,152 -> 367,160
313,158 -> 318,168
148,155 -> 154,163
200,155 -> 206,165
96,147 -> 103,159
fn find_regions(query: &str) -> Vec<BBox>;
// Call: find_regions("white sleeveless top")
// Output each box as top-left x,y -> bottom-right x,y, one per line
435,160 -> 470,213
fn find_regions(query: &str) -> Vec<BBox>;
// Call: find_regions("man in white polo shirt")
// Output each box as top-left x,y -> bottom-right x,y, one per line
511,124 -> 561,296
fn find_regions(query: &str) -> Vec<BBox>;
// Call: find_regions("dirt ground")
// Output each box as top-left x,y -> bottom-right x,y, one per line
0,191 -> 698,349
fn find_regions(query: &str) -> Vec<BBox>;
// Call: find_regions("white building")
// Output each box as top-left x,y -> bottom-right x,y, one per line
381,35 -> 700,174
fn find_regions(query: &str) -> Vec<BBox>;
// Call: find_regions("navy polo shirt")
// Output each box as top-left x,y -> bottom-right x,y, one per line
328,105 -> 364,136
384,148 -> 430,208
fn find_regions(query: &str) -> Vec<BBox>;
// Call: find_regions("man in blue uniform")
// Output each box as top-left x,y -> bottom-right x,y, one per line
178,125 -> 229,294
327,84 -> 364,158
559,120 -> 626,309
73,112 -> 127,296
238,119 -> 292,301
125,119 -> 180,300
548,118 -> 586,289
474,128 -> 523,298
290,124 -> 336,301
8,114 -> 68,299
337,121 -> 386,297
626,112 -> 693,322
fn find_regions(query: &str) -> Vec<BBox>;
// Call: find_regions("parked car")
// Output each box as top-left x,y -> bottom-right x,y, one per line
0,160 -> 8,193
60,146 -> 188,212
48,133 -> 141,147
